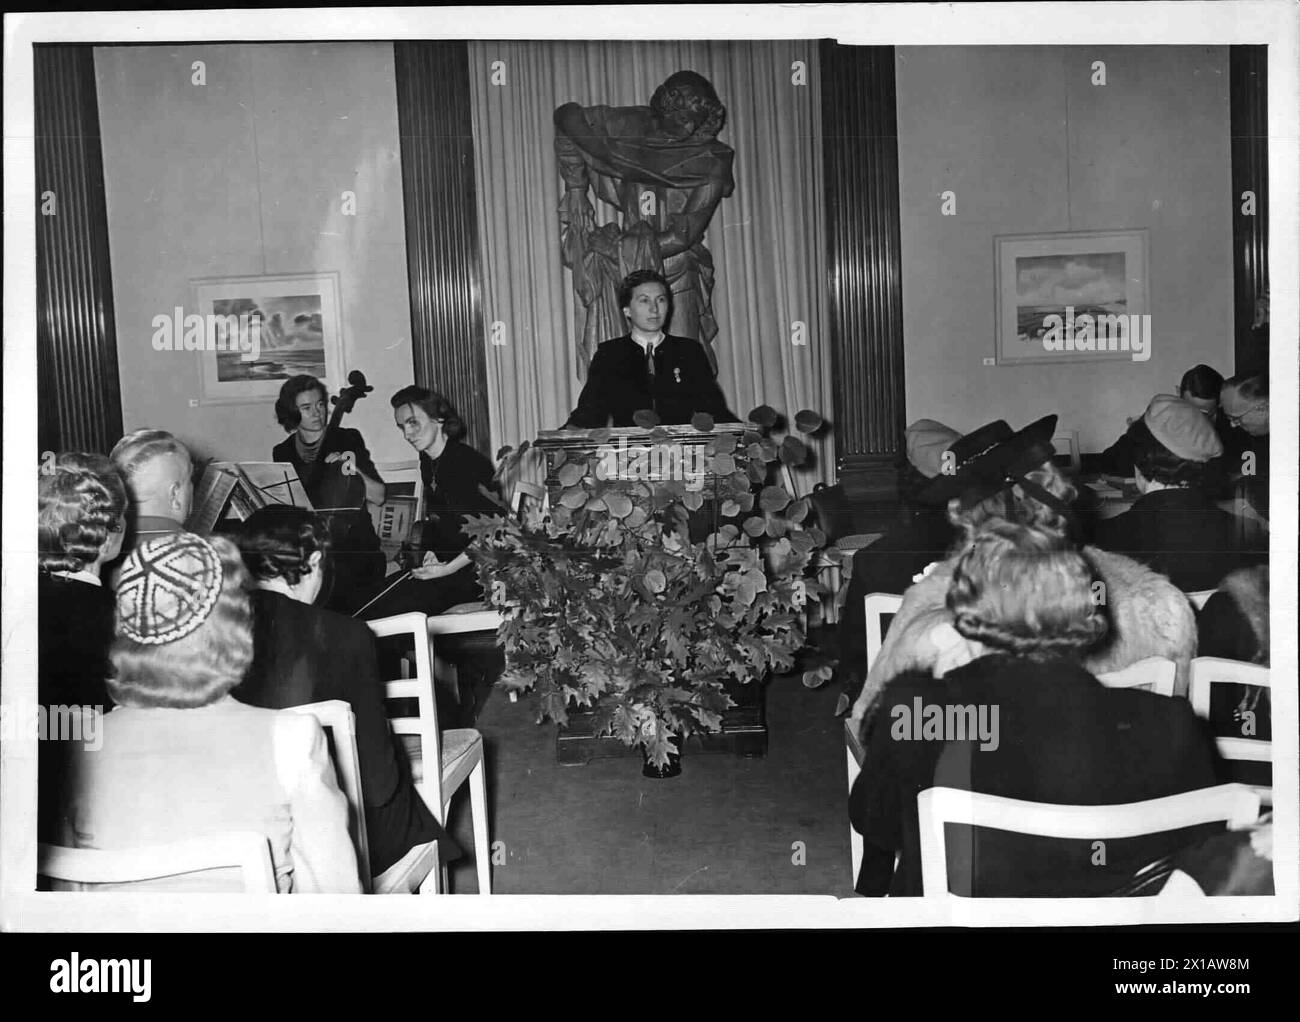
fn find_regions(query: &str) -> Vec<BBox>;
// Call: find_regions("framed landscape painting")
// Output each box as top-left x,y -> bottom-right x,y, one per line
191,272 -> 343,404
994,230 -> 1150,365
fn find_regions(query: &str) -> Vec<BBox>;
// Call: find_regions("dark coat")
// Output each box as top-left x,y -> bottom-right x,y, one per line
1091,487 -> 1262,591
234,589 -> 456,874
566,334 -> 737,428
849,655 -> 1221,896
417,440 -> 500,559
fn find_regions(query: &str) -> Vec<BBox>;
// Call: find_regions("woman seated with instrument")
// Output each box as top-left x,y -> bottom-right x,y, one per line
273,374 -> 386,611
62,533 -> 360,893
354,386 -> 499,621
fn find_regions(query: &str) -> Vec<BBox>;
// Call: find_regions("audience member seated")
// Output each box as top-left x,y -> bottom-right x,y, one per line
233,506 -> 459,878
1197,564 -> 1269,666
849,414 -> 1198,726
849,521 -> 1222,896
1092,395 -> 1259,590
1219,371 -> 1269,515
63,533 -> 360,893
37,454 -> 127,840
108,429 -> 195,555
1096,363 -> 1225,478
839,418 -> 1001,691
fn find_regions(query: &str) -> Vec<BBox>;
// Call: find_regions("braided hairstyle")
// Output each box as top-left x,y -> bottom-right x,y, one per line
38,457 -> 126,573
236,505 -> 331,586
945,520 -> 1108,660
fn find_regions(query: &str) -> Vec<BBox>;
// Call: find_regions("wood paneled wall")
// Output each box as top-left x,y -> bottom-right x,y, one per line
35,45 -> 123,455
393,41 -> 492,456
819,41 -> 906,498
1230,45 -> 1269,377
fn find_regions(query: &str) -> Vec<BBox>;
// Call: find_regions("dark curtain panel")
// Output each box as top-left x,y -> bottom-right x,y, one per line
393,41 -> 491,457
35,44 -> 123,456
819,41 -> 906,499
1230,45 -> 1268,377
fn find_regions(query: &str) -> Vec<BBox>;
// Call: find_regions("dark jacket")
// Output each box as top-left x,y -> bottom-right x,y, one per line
418,440 -> 500,559
849,655 -> 1221,896
234,589 -> 456,874
566,334 -> 737,428
1091,487 -> 1261,591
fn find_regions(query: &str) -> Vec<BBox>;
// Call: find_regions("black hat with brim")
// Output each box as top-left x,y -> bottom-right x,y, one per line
919,414 -> 1060,509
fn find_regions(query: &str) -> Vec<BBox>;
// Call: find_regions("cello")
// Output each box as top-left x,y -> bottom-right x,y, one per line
301,369 -> 387,607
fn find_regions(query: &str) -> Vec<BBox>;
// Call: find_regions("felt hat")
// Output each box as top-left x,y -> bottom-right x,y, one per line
1143,394 -> 1224,462
116,533 -> 224,645
916,419 -> 1015,505
920,414 -> 1060,509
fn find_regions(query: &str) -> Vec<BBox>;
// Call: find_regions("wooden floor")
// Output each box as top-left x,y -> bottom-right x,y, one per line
442,665 -> 854,896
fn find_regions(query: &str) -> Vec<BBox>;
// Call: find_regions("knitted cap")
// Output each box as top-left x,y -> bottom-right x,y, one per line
117,533 -> 224,645
1143,394 -> 1224,462
905,420 -> 963,479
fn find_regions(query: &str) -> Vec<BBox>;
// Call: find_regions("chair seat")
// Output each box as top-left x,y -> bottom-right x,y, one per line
446,601 -> 488,614
400,729 -> 483,801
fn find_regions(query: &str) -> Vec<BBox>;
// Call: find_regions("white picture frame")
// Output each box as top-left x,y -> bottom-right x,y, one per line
190,271 -> 343,404
994,230 -> 1150,365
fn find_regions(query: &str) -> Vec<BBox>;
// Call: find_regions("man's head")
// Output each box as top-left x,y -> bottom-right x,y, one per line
391,385 -> 465,454
650,71 -> 726,140
109,429 -> 194,526
275,375 -> 328,434
619,269 -> 671,335
1178,363 -> 1224,418
1221,372 -> 1269,437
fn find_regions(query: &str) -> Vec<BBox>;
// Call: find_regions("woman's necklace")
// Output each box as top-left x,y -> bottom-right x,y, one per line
295,430 -> 324,464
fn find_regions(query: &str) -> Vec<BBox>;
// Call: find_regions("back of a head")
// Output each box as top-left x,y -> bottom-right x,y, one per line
946,520 -> 1108,659
1223,371 -> 1268,402
110,429 -> 191,491
110,534 -> 253,709
39,458 -> 126,573
947,460 -> 1076,540
237,505 -> 329,585
1179,363 -> 1223,401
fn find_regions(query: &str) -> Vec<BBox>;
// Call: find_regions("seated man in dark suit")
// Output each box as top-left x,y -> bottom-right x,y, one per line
850,521 -> 1222,896
1093,395 -> 1262,591
565,269 -> 737,427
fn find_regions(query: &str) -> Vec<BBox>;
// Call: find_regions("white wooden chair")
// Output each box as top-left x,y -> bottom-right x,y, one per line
1186,590 -> 1216,611
1051,429 -> 1082,473
917,784 -> 1261,897
1189,657 -> 1272,805
864,593 -> 904,673
282,700 -> 374,893
845,720 -> 867,890
39,831 -> 277,893
1096,656 -> 1176,697
368,611 -> 492,894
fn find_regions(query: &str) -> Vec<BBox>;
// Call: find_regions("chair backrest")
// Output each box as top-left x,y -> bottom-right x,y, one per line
1051,429 -> 1081,472
282,700 -> 372,893
1186,589 -> 1215,611
1189,657 -> 1272,790
1096,656 -> 1176,697
39,831 -> 277,893
864,593 -> 904,672
366,612 -> 444,817
918,784 -> 1261,897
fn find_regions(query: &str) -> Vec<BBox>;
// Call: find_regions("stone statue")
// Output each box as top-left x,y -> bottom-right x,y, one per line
554,71 -> 735,376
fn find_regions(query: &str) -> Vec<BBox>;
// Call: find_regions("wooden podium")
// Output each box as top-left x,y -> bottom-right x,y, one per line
535,422 -> 768,763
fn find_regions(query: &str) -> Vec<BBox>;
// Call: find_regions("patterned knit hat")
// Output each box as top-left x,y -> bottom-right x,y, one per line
117,533 -> 224,645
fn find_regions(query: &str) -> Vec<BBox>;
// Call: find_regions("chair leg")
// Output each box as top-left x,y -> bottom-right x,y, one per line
469,758 -> 491,894
439,863 -> 450,894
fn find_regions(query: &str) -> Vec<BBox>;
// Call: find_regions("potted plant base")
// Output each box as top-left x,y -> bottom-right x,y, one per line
556,678 -> 767,767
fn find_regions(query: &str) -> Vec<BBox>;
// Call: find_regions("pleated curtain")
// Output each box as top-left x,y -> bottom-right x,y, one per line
467,40 -> 835,487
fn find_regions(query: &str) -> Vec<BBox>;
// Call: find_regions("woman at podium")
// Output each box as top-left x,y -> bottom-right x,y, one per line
565,270 -> 737,428
272,374 -> 387,611
353,386 -> 500,621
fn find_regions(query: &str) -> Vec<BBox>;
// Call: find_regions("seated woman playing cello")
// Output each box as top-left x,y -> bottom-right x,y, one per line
272,374 -> 386,611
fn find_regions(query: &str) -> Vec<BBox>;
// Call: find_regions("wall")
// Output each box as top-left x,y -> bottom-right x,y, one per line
896,46 -> 1233,452
95,43 -> 415,468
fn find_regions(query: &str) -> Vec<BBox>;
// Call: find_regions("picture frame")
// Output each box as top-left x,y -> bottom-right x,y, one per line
994,230 -> 1150,365
190,271 -> 344,404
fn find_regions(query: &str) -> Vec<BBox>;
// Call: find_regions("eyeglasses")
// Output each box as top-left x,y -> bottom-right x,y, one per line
1225,402 -> 1266,426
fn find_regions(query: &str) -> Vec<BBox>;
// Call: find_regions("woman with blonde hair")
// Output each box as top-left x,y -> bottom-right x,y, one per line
63,532 -> 360,892
850,520 -> 1219,896
849,415 -> 1197,728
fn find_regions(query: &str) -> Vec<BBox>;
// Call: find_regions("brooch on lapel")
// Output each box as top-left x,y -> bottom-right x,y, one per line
674,368 -> 682,383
